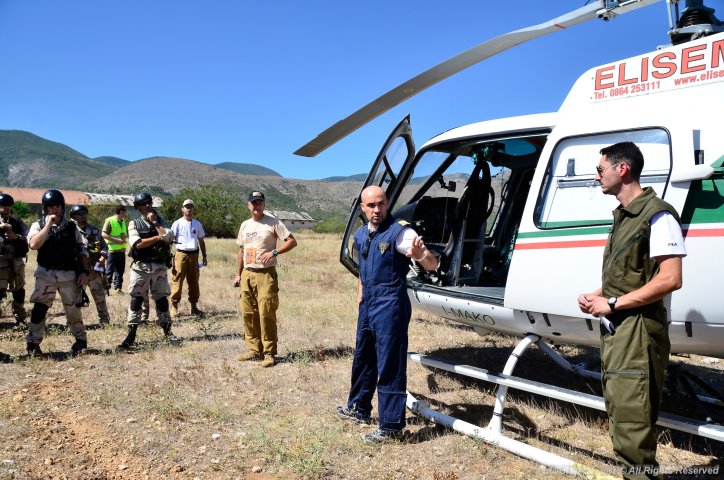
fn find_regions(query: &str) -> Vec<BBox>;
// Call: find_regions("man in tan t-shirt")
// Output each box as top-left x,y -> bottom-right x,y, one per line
233,191 -> 297,367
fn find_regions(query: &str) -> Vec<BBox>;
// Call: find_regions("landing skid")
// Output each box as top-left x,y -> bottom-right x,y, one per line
406,334 -> 724,479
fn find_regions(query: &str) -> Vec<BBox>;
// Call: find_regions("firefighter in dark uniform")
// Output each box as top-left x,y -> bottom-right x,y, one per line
0,193 -> 29,325
336,186 -> 438,443
26,189 -> 89,355
119,193 -> 176,349
70,205 -> 111,325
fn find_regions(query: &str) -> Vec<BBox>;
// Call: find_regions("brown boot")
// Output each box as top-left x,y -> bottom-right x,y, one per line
190,303 -> 203,316
170,302 -> 178,318
261,355 -> 276,368
237,351 -> 261,361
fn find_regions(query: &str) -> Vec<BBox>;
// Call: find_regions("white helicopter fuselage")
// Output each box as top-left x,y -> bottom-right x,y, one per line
345,30 -> 724,358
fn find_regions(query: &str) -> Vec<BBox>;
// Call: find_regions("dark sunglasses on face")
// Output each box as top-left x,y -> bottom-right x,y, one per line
138,202 -> 151,207
184,205 -> 194,209
595,162 -> 619,175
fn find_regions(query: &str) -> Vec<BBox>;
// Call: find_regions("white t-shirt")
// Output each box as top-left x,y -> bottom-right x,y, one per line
171,218 -> 206,251
649,211 -> 687,258
367,223 -> 418,255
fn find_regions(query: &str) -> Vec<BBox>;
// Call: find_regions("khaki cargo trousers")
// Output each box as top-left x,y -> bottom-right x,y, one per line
0,256 -> 25,317
87,270 -> 110,324
27,267 -> 87,344
239,267 -> 279,357
601,314 -> 669,480
171,250 -> 200,305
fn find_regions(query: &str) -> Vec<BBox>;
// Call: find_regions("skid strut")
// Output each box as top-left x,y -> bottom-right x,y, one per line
407,334 -> 724,478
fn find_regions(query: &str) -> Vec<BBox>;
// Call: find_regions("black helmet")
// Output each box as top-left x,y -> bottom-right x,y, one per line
69,204 -> 89,217
41,189 -> 65,215
0,193 -> 14,206
133,192 -> 153,207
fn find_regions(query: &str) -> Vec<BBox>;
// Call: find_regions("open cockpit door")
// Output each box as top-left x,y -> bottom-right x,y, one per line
340,116 -> 415,276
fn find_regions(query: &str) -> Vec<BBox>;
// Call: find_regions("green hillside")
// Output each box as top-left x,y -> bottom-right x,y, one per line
214,162 -> 281,177
0,130 -> 117,189
93,155 -> 131,167
321,173 -> 367,182
0,130 -> 88,158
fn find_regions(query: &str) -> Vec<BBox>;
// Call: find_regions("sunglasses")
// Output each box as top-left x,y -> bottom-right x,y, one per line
184,205 -> 194,209
595,162 -> 619,175
138,202 -> 152,207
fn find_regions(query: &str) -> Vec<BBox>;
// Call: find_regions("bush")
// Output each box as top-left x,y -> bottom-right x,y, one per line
312,217 -> 347,234
86,204 -> 119,230
160,185 -> 250,238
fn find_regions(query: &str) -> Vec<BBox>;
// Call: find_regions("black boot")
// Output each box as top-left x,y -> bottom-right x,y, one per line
12,289 -> 26,325
71,339 -> 88,356
162,323 -> 178,342
13,307 -> 27,326
26,342 -> 43,356
119,325 -> 138,349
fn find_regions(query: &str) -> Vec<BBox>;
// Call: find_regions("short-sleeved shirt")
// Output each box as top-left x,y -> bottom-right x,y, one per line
236,214 -> 291,269
28,219 -> 88,257
649,211 -> 687,258
127,217 -> 174,249
171,218 -> 206,251
368,222 -> 418,256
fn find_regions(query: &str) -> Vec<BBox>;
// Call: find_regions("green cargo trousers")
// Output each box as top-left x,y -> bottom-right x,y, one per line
601,314 -> 670,480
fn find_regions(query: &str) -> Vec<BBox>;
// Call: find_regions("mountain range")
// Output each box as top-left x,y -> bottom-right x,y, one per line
0,130 -> 364,219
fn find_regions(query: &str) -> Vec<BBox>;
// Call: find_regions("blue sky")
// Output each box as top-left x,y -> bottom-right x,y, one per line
0,1 -> 701,180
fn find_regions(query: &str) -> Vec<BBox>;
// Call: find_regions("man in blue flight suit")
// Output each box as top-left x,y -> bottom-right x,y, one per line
337,185 -> 439,443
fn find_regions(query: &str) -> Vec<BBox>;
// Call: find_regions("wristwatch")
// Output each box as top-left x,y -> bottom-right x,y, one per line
608,297 -> 617,312
272,249 -> 278,256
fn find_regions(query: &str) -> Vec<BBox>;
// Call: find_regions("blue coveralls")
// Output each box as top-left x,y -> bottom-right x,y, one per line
347,215 -> 412,432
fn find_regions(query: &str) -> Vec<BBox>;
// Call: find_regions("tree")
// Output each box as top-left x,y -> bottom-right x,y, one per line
10,201 -> 32,223
160,185 -> 250,238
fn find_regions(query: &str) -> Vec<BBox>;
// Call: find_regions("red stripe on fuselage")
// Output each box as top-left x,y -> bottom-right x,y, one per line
514,227 -> 724,250
514,239 -> 606,250
682,228 -> 724,238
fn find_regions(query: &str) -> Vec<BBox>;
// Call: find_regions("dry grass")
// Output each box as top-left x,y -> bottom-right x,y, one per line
0,232 -> 722,479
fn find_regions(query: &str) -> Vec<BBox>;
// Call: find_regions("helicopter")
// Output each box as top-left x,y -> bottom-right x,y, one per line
296,0 -> 724,476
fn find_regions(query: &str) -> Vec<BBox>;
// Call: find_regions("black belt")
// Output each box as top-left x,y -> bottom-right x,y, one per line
177,249 -> 199,254
245,266 -> 275,273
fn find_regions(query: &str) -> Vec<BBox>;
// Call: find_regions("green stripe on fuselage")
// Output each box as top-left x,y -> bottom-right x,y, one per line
517,225 -> 610,239
680,161 -> 724,225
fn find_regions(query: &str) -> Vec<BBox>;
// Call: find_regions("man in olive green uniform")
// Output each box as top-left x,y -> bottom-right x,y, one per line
578,142 -> 686,479
233,191 -> 297,367
70,205 -> 111,325
119,193 -> 176,349
0,193 -> 29,324
27,190 -> 90,356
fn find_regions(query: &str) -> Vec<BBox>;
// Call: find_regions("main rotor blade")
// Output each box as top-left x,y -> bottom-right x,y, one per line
294,0 -> 659,157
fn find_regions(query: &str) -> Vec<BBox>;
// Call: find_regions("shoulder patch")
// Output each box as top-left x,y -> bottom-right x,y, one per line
397,220 -> 410,227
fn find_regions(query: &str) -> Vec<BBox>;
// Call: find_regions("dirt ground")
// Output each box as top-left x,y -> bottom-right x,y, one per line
0,233 -> 722,479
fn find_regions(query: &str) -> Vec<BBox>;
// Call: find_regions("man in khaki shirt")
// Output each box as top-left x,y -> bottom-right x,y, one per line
233,191 -> 297,367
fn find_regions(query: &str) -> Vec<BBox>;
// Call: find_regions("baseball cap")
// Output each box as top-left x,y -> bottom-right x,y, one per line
248,191 -> 265,202
183,199 -> 194,207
